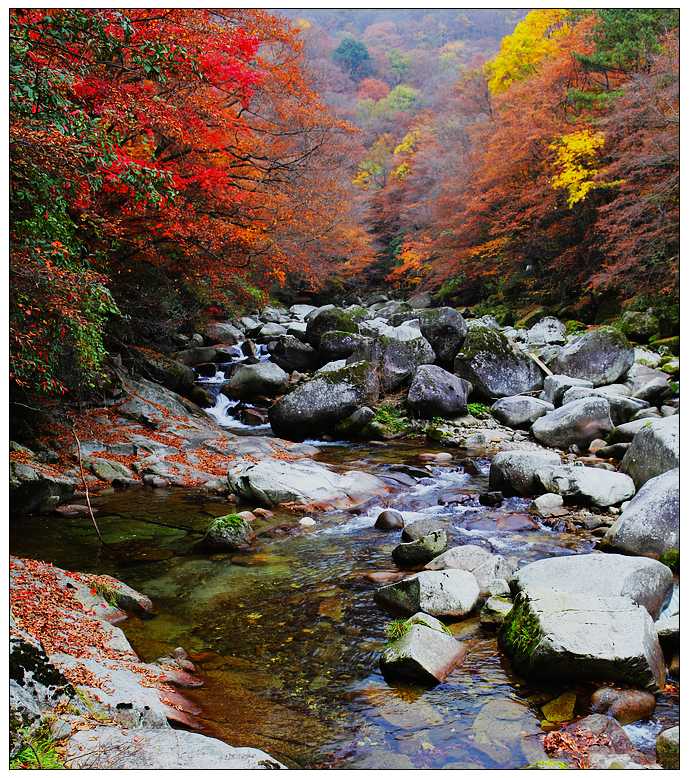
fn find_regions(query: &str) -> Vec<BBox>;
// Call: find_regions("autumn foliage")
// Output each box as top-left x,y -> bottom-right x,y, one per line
360,9 -> 678,318
10,8 -> 371,395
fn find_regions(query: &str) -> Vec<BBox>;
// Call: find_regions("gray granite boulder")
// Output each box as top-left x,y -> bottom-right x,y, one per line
535,465 -> 635,508
425,545 -> 516,595
531,397 -> 613,450
510,553 -> 673,619
542,374 -> 594,406
621,415 -> 679,487
66,727 -> 285,769
379,613 -> 465,684
407,365 -> 471,418
604,469 -> 678,558
375,570 -> 480,618
488,450 -> 561,496
453,326 -> 543,399
491,395 -> 553,428
224,362 -> 289,400
561,386 -> 648,425
391,307 -> 467,367
269,361 -> 379,439
550,327 -> 634,386
228,458 -> 388,509
500,589 -> 665,690
392,530 -> 448,568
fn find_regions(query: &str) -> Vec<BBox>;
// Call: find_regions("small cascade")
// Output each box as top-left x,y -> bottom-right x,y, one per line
193,340 -> 273,434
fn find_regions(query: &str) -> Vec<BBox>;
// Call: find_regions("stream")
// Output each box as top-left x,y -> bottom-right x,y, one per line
9,436 -> 678,768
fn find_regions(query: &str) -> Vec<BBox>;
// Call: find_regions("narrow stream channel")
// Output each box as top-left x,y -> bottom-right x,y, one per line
9,440 -> 678,768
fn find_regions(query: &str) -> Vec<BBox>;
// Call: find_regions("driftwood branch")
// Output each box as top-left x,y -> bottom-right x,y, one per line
71,426 -> 106,546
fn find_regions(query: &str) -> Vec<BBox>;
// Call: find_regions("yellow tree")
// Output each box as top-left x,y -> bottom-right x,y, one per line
485,9 -> 571,94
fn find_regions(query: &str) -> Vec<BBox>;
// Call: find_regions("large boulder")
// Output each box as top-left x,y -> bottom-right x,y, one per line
453,326 -> 543,400
500,590 -> 665,691
319,331 -> 369,363
374,570 -> 480,618
550,327 -> 634,386
531,397 -> 613,450
491,395 -> 553,428
223,362 -> 289,400
66,728 -> 285,769
305,306 -> 366,347
604,469 -> 678,559
380,613 -> 465,684
228,458 -> 388,509
510,553 -> 673,619
350,325 -> 436,392
535,465 -> 635,508
257,322 -> 287,340
407,365 -> 471,418
173,346 -> 218,366
204,321 -> 243,345
268,361 -> 379,440
488,450 -> 561,496
425,545 -> 516,596
621,414 -> 679,487
625,363 -> 672,403
267,336 -> 318,373
391,307 -> 467,367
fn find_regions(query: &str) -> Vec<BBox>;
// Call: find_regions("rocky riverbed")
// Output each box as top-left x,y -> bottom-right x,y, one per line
9,295 -> 679,769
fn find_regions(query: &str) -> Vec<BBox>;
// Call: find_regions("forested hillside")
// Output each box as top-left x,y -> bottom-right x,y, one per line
292,9 -> 678,323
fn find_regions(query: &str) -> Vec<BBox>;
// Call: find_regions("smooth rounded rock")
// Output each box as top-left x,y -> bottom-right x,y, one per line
374,509 -> 405,531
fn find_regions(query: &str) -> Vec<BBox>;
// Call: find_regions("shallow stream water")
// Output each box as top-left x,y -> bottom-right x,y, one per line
10,439 -> 678,768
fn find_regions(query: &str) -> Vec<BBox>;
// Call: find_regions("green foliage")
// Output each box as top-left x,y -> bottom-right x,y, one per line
388,48 -> 411,82
467,402 -> 492,419
577,9 -> 679,73
93,580 -> 121,608
526,759 -> 569,770
470,301 -> 513,326
564,320 -> 587,336
436,275 -> 467,302
373,403 -> 410,434
9,726 -> 64,770
385,617 -> 451,643
501,602 -> 542,657
380,84 -> 419,114
660,549 -> 679,572
385,618 -> 412,641
212,514 -> 247,530
332,36 -> 373,80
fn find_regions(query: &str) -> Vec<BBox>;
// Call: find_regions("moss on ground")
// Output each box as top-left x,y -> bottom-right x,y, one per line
373,403 -> 410,435
467,402 -> 492,419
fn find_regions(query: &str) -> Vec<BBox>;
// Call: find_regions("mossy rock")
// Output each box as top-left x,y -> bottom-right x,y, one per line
617,310 -> 660,342
454,326 -> 542,399
305,306 -> 367,347
203,514 -> 255,550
